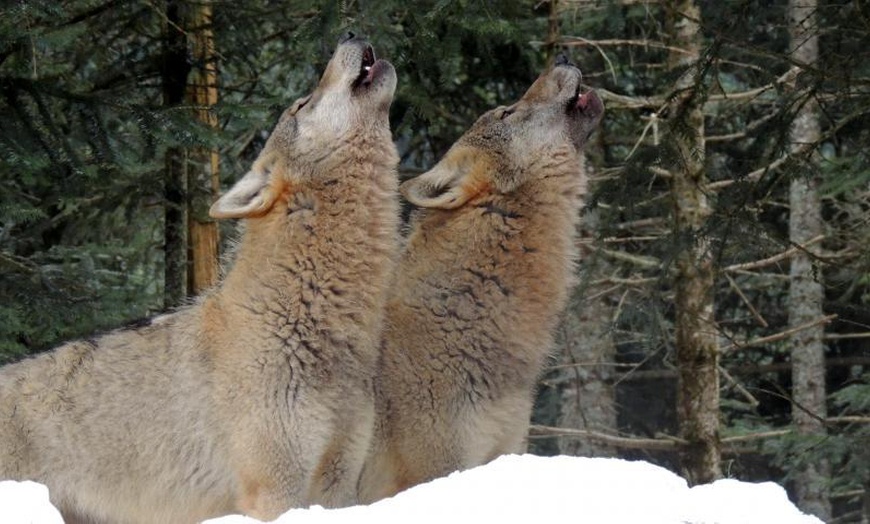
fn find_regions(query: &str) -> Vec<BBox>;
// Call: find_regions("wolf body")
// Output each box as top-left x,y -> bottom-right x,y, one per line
0,35 -> 399,523
359,60 -> 604,503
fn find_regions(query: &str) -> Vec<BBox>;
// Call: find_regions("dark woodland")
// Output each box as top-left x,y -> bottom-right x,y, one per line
0,1 -> 868,521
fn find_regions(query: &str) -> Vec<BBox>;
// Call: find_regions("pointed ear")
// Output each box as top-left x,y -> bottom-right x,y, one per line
209,167 -> 283,219
400,149 -> 492,210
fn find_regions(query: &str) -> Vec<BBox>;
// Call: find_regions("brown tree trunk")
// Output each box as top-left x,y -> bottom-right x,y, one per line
161,0 -> 220,307
787,0 -> 831,519
162,0 -> 189,308
185,1 -> 220,295
666,0 -> 721,485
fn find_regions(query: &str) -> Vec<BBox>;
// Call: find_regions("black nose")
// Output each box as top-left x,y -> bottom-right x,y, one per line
339,31 -> 356,44
554,53 -> 575,68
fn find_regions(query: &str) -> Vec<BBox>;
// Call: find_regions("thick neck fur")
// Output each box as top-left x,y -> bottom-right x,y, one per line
210,129 -> 399,362
394,147 -> 585,378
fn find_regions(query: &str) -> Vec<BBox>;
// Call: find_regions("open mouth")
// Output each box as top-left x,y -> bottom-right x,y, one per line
567,84 -> 585,112
352,45 -> 377,89
567,83 -> 602,116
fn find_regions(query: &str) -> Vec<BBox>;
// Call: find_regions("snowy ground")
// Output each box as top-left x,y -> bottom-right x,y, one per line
1,455 -> 823,524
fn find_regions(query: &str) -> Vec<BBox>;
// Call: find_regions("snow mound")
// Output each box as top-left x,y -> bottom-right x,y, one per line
204,455 -> 824,524
0,480 -> 64,524
0,455 -> 824,524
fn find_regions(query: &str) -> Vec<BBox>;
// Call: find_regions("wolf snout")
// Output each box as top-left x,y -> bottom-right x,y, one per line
339,31 -> 358,44
554,52 -> 575,68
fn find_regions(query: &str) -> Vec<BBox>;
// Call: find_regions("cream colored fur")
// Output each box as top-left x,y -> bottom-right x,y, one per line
358,63 -> 604,503
0,36 -> 399,523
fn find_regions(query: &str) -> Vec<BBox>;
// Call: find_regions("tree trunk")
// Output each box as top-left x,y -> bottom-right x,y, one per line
666,0 -> 721,485
787,0 -> 831,520
161,0 -> 220,306
185,1 -> 220,295
162,0 -> 190,308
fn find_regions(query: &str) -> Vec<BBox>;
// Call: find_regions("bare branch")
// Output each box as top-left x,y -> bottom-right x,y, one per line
827,416 -> 870,424
592,246 -> 661,269
597,88 -> 665,109
824,332 -> 870,341
559,36 -> 693,57
721,314 -> 837,354
725,273 -> 768,327
528,425 -> 685,450
722,235 -> 824,273
721,430 -> 792,444
719,366 -> 760,408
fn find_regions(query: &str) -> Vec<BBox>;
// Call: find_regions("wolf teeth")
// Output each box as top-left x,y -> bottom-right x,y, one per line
364,66 -> 372,72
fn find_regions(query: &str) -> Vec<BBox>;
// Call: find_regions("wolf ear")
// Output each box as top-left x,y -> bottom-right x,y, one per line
209,167 -> 283,219
400,150 -> 491,210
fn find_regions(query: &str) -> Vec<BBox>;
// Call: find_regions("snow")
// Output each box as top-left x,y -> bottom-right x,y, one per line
1,455 -> 823,524
0,480 -> 64,524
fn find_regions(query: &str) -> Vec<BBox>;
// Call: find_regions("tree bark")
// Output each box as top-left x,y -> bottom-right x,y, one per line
161,0 -> 190,308
666,0 -> 722,485
161,0 -> 220,306
185,1 -> 220,295
787,0 -> 831,520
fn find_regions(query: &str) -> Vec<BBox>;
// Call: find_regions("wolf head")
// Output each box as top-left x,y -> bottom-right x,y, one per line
210,33 -> 397,219
401,59 -> 603,209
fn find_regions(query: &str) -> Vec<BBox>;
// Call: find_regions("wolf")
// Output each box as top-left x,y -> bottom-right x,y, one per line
0,33 -> 399,523
358,57 -> 604,503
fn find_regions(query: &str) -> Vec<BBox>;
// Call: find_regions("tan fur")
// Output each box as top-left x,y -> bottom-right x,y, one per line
358,63 -> 604,503
0,36 -> 399,523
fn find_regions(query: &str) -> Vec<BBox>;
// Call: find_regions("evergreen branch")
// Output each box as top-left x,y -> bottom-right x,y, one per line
709,101 -> 870,190
58,0 -> 124,29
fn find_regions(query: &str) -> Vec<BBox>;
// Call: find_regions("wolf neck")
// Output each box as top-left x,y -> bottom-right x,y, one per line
408,154 -> 585,313
219,141 -> 398,305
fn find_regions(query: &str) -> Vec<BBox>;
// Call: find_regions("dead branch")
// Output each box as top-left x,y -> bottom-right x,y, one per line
825,332 -> 870,340
592,276 -> 658,287
722,235 -> 824,273
721,314 -> 837,354
528,424 -> 684,450
614,356 -> 870,382
725,273 -> 769,327
719,365 -> 760,408
613,217 -> 667,231
827,416 -> 870,424
559,36 -> 692,57
593,246 -> 661,269
721,430 -> 792,444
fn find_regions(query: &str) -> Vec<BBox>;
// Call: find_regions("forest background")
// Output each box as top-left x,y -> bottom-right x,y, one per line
0,1 -> 867,522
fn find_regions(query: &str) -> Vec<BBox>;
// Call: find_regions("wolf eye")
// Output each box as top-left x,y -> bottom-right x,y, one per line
498,107 -> 515,120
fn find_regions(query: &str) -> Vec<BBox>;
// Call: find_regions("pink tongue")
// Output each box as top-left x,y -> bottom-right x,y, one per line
364,62 -> 377,84
576,92 -> 589,110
